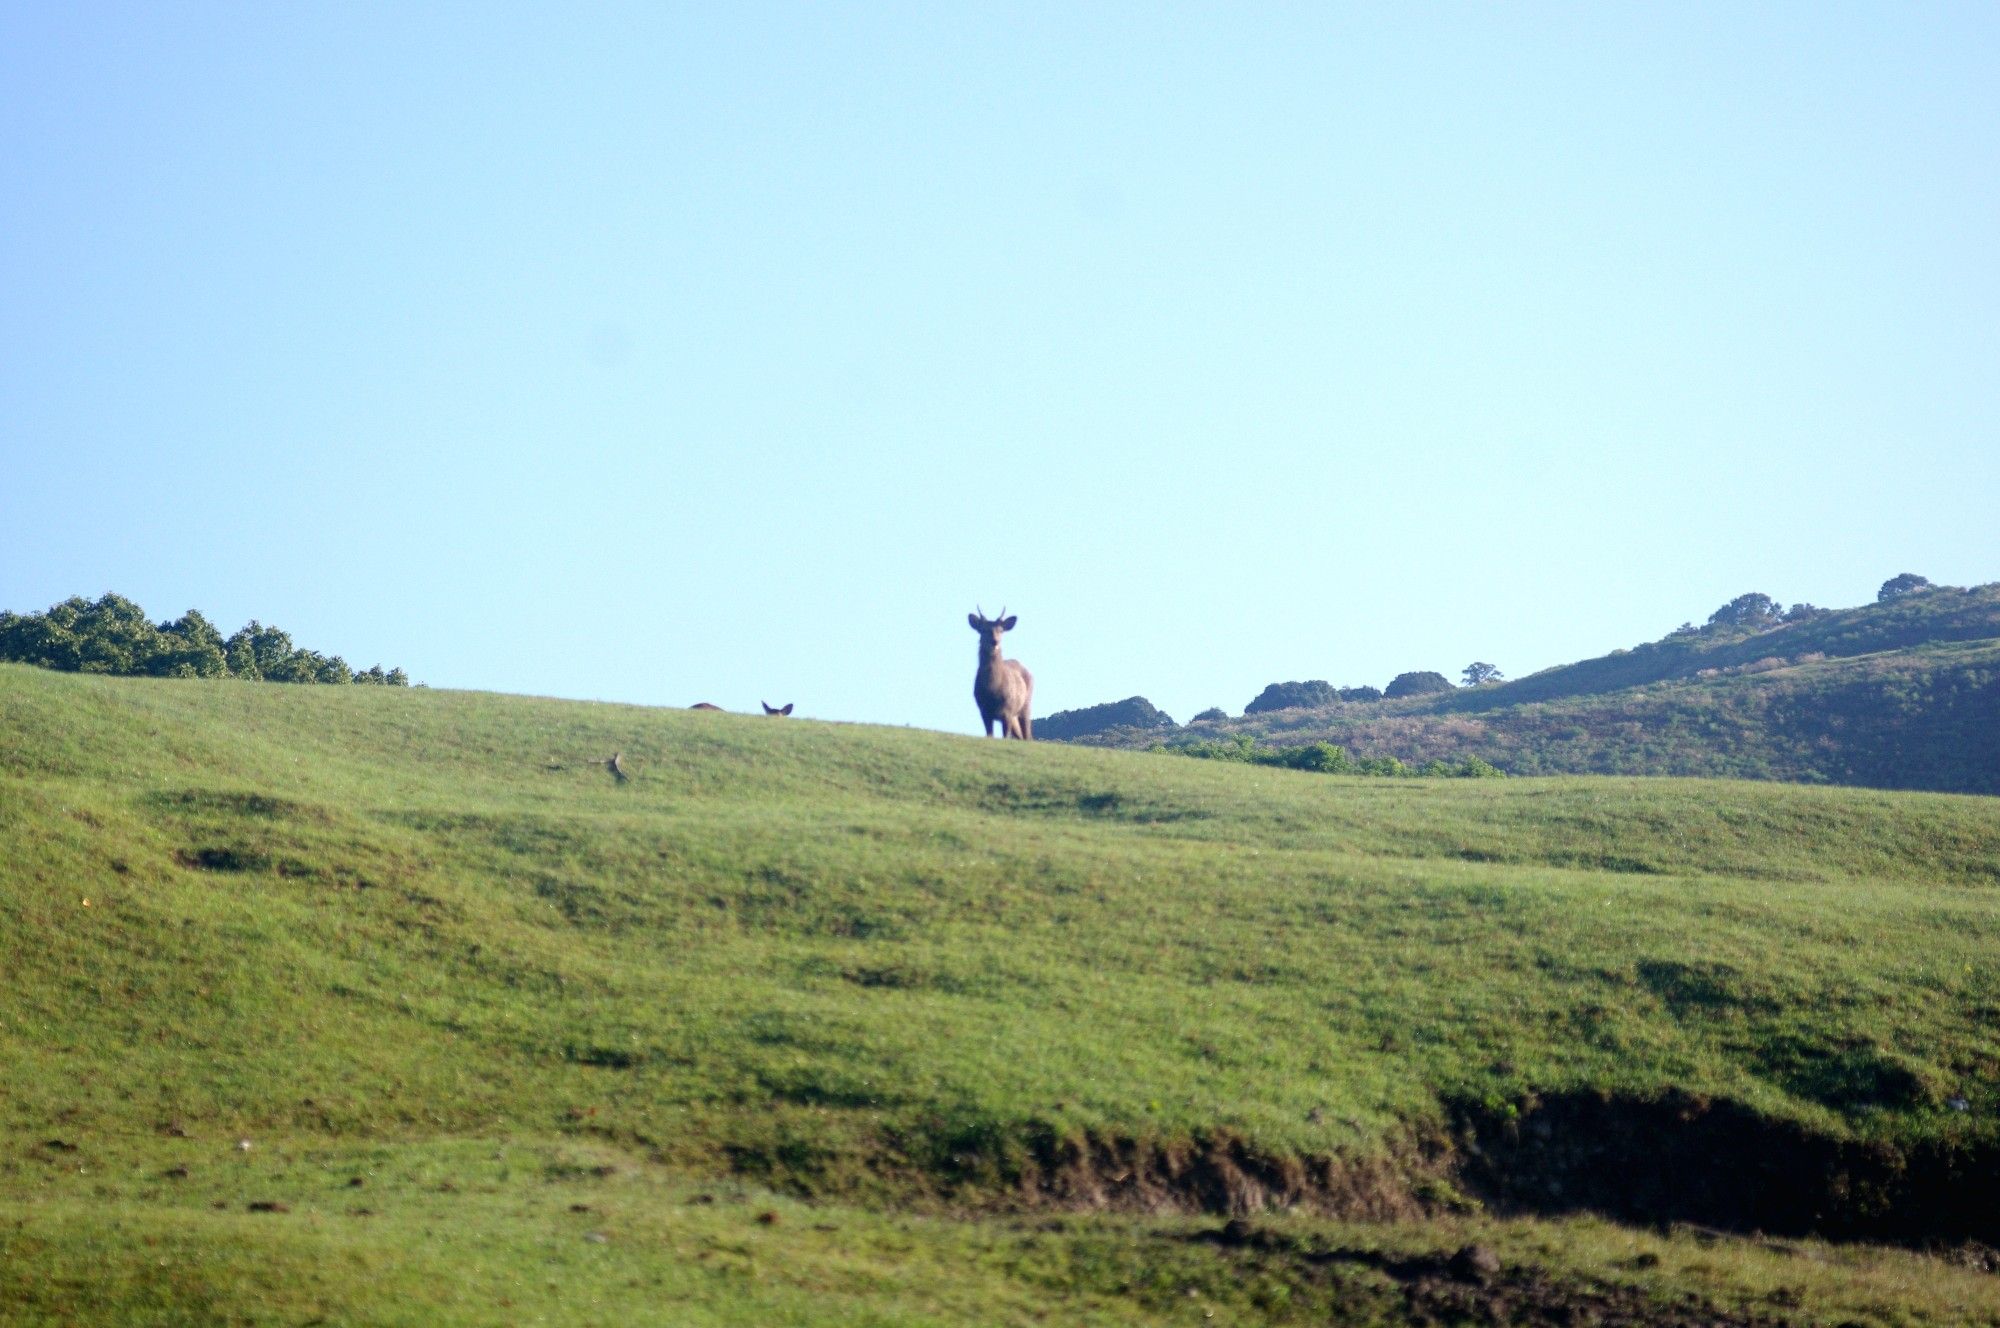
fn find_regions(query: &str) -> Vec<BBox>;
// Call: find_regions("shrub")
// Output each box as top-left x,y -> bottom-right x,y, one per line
1708,593 -> 1784,631
1416,756 -> 1504,778
1158,734 -> 1497,779
1035,696 -> 1176,741
1384,671 -> 1453,699
1878,573 -> 1932,602
1244,680 -> 1339,714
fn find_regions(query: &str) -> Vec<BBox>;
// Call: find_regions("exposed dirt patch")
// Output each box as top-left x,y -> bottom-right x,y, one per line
750,1095 -> 2000,1250
1189,1220 -> 1801,1327
1449,1088 -> 2000,1246
1012,1128 -> 1435,1219
833,1123 -> 1451,1222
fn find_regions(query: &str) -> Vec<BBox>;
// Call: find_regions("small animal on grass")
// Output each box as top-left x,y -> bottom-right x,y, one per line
605,753 -> 629,783
689,702 -> 723,711
761,701 -> 794,716
969,606 -> 1033,739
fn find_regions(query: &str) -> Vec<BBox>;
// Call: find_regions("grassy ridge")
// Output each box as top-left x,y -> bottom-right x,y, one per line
5,661 -> 2000,1322
6,660 -> 1998,1155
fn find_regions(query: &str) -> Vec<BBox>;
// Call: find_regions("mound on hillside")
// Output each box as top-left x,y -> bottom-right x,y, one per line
1033,695 -> 1178,741
1242,681 -> 1384,714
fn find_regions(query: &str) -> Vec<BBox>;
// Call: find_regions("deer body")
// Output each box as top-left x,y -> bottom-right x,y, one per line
969,610 -> 1033,739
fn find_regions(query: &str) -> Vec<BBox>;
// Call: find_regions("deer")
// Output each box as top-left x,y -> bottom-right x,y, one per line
689,702 -> 723,711
969,607 -> 1033,739
761,702 -> 794,716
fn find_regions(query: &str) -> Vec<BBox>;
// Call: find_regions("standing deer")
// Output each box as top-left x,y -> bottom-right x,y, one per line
761,701 -> 794,716
969,607 -> 1033,739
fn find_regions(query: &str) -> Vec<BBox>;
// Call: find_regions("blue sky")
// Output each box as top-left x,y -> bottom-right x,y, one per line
4,3 -> 1996,732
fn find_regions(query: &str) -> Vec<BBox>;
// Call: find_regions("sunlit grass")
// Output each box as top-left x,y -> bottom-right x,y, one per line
4,661 -> 1998,1323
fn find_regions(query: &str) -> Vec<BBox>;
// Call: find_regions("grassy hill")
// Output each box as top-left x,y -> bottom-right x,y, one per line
1069,584 -> 2000,795
4,661 -> 2000,1324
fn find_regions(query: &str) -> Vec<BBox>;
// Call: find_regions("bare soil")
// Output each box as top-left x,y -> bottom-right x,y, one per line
853,1090 -> 2000,1251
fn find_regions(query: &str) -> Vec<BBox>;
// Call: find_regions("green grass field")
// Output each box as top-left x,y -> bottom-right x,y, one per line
4,662 -> 1998,1324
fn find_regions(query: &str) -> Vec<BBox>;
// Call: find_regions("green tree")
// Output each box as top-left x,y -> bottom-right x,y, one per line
1877,573 -> 1932,601
312,654 -> 354,685
152,610 -> 229,678
260,643 -> 323,684
61,594 -> 163,674
226,622 -> 296,679
1707,593 -> 1783,630
0,604 -> 74,669
1461,662 -> 1504,687
1385,670 -> 1453,699
1243,680 -> 1340,714
2,594 -> 408,685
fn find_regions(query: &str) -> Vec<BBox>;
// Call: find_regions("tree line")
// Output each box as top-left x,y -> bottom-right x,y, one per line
0,594 -> 409,685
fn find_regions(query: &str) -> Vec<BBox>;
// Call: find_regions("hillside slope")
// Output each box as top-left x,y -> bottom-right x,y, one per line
1063,585 -> 2000,794
1463,583 -> 2000,710
4,664 -> 2000,1321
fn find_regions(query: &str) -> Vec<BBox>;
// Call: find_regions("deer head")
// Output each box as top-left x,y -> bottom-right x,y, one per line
968,605 -> 1017,650
761,701 -> 794,716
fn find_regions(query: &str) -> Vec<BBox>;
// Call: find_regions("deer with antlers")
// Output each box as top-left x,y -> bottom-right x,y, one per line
969,607 -> 1033,739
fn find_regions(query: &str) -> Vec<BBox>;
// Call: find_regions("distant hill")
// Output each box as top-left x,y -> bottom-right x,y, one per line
1034,694 -> 1176,741
1047,582 -> 2000,795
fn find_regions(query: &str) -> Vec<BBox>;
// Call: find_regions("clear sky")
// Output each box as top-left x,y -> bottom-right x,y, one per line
4,3 -> 1996,733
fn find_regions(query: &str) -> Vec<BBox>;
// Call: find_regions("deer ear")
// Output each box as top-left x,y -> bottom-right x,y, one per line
781,703 -> 793,715
999,616 -> 1017,631
968,613 -> 984,630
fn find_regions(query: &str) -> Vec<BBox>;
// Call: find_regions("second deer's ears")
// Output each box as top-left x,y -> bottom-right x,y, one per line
780,702 -> 793,715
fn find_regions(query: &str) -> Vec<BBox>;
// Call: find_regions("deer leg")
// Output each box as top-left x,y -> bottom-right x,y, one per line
983,715 -> 997,737
1020,713 -> 1032,741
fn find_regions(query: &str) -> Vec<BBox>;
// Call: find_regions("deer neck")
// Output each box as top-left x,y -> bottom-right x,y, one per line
977,639 -> 1005,674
